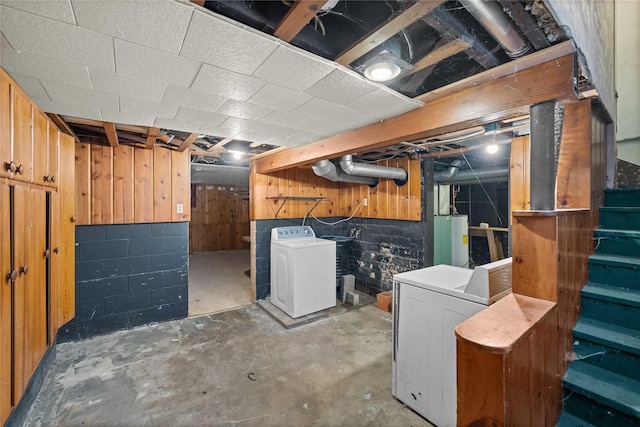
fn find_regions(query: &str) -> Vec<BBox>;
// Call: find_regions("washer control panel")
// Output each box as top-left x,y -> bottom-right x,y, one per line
271,226 -> 315,240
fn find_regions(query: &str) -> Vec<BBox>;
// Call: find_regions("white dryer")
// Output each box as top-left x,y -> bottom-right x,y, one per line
270,226 -> 336,318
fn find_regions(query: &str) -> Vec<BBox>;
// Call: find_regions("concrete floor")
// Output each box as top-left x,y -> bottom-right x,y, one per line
25,304 -> 433,426
189,250 -> 253,317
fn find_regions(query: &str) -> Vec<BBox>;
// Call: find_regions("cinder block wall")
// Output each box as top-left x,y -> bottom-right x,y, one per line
58,222 -> 189,341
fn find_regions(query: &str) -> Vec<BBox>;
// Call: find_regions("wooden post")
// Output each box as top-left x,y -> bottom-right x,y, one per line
423,158 -> 434,267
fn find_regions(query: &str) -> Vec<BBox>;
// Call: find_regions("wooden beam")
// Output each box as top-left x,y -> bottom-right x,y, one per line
190,0 -> 205,6
255,54 -> 576,173
403,39 -> 470,78
146,127 -> 160,149
273,0 -> 327,43
335,1 -> 444,66
103,121 -> 119,147
417,40 -> 575,104
62,116 -> 103,127
498,0 -> 550,51
115,123 -> 152,134
46,113 -> 78,141
208,136 -> 234,152
176,132 -> 199,152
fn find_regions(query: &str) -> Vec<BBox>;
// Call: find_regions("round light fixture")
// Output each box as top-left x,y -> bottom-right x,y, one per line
231,151 -> 243,160
486,144 -> 499,154
364,62 -> 401,82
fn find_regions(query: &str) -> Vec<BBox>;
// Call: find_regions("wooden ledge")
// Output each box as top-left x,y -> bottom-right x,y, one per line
455,293 -> 555,354
512,208 -> 590,217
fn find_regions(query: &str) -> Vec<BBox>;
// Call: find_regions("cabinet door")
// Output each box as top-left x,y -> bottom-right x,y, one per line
0,75 -> 10,179
0,185 -> 12,426
58,133 -> 75,326
32,109 -> 48,186
47,122 -> 59,188
12,184 -> 29,400
11,88 -> 32,183
48,191 -> 59,342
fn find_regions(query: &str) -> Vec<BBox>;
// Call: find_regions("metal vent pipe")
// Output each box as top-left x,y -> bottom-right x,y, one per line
434,159 -> 465,181
459,0 -> 531,58
312,160 -> 379,186
435,166 -> 509,183
339,155 -> 408,186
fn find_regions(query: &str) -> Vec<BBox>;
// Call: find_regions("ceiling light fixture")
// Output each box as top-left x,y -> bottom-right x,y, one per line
364,62 -> 401,82
228,150 -> 245,159
486,144 -> 499,154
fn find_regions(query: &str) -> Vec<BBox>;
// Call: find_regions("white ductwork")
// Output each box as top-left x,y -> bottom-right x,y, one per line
435,165 -> 509,184
459,0 -> 531,58
339,155 -> 408,186
312,160 -> 379,186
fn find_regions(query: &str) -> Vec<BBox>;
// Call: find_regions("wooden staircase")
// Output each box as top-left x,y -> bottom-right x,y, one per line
558,189 -> 640,426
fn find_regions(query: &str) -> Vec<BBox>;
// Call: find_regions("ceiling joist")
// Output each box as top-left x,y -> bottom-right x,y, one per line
274,0 -> 328,42
403,38 -> 470,78
255,54 -> 576,173
103,122 -> 119,147
335,0 -> 444,66
176,133 -> 200,152
47,113 -> 78,141
146,127 -> 160,149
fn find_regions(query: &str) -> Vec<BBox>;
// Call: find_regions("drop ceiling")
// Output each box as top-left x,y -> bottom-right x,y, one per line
0,0 -> 568,184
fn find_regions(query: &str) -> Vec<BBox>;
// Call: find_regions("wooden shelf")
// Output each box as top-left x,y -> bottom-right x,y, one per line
266,196 -> 329,219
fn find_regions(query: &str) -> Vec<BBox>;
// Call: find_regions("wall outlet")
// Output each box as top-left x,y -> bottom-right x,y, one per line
363,198 -> 368,207
176,203 -> 184,214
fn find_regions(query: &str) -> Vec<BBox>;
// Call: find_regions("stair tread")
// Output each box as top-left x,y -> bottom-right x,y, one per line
564,361 -> 640,418
590,253 -> 640,267
596,228 -> 640,238
600,207 -> 640,212
574,318 -> 640,355
556,412 -> 596,427
583,283 -> 640,307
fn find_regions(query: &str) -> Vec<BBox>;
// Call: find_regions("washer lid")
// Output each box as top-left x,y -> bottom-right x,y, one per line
272,237 -> 336,248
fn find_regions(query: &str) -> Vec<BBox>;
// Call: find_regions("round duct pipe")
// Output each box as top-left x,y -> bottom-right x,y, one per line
435,166 -> 509,184
459,0 -> 531,58
339,155 -> 408,186
312,160 -> 379,186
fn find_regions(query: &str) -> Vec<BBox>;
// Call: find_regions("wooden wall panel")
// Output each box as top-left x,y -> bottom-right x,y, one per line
250,158 -> 422,221
113,145 -> 135,224
590,105 -> 608,229
58,133 -> 76,326
509,135 -> 530,224
189,184 -> 249,253
75,143 -> 190,225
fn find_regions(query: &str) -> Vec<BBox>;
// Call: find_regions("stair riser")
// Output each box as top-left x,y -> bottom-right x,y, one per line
581,297 -> 640,331
561,390 -> 639,425
605,190 -> 640,207
595,235 -> 640,256
589,263 -> 640,290
571,339 -> 640,382
599,211 -> 640,231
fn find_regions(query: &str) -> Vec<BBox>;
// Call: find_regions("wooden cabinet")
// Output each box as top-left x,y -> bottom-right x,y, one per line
33,110 -> 59,188
57,133 -> 75,326
1,73 -> 32,183
0,186 -> 11,424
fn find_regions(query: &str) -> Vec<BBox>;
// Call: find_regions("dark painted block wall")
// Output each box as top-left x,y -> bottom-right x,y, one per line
254,217 -> 424,298
58,222 -> 189,341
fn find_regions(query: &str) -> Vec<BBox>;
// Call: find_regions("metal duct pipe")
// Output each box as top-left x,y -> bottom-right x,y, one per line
459,0 -> 531,58
339,155 -> 408,186
434,159 -> 465,181
312,160 -> 379,186
435,166 -> 509,183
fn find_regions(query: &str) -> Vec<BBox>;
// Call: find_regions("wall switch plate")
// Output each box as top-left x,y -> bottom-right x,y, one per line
363,198 -> 368,206
176,203 -> 184,214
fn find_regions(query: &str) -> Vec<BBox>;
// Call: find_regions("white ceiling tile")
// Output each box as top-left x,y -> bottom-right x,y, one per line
31,97 -> 102,120
89,68 -> 166,102
10,74 -> 50,100
0,5 -> 114,71
1,48 -> 92,88
114,39 -> 201,88
191,64 -> 265,102
247,83 -> 312,112
1,1 -> 76,25
219,116 -> 266,134
180,9 -> 278,75
284,132 -> 325,147
153,117 -> 204,134
72,0 -> 193,54
194,125 -> 239,139
41,80 -> 119,111
174,106 -> 227,127
261,110 -> 329,135
253,45 -> 335,91
294,97 -> 352,121
162,85 -> 227,113
347,88 -> 422,121
120,96 -> 179,119
216,100 -> 273,121
100,110 -> 156,127
305,69 -> 378,105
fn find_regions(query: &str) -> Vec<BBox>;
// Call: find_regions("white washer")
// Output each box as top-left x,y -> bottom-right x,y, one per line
270,226 -> 336,318
392,260 -> 512,426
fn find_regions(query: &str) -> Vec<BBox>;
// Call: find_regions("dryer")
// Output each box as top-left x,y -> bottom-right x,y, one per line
270,226 -> 336,318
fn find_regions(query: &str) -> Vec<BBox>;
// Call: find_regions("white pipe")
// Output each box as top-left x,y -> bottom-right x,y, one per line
339,155 -> 408,185
312,160 -> 379,186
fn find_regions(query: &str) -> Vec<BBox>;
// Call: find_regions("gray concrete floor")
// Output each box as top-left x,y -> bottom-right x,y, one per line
189,250 -> 253,317
26,304 -> 433,426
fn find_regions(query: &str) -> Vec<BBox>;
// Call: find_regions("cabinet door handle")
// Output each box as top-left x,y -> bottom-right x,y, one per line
44,249 -> 51,258
19,264 -> 28,275
4,161 -> 17,173
70,215 -> 77,223
53,247 -> 59,254
17,164 -> 24,175
44,175 -> 49,182
5,270 -> 17,282
50,175 -> 55,183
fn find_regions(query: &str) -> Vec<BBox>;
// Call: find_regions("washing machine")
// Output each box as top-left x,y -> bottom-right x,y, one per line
270,226 -> 336,318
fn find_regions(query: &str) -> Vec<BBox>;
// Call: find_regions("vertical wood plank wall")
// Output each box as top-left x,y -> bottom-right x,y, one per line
189,184 -> 250,253
75,143 -> 190,225
251,158 -> 422,221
